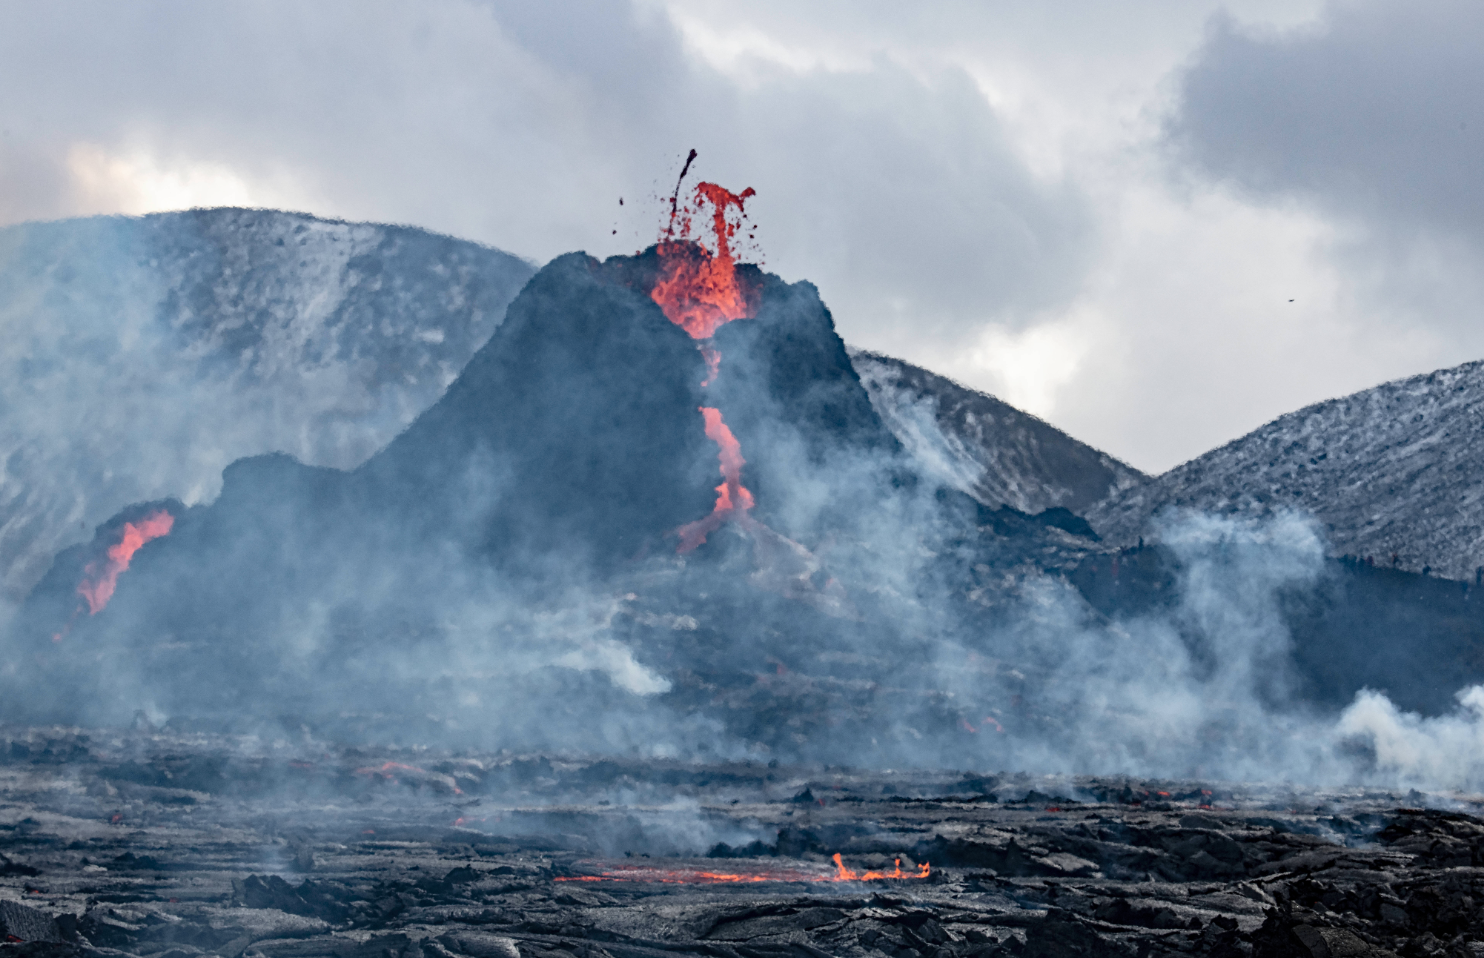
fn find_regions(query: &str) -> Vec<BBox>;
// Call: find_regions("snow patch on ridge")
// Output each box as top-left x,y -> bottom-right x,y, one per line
1091,357 -> 1484,580
849,348 -> 1143,516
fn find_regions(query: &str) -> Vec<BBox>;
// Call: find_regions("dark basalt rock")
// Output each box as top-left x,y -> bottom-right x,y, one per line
1,730 -> 1482,958
0,899 -> 66,944
0,855 -> 41,878
358,250 -> 718,570
1022,910 -> 1131,957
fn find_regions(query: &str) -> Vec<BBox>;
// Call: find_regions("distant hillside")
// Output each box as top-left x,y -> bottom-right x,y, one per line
1089,358 -> 1484,580
850,349 -> 1144,517
0,208 -> 533,601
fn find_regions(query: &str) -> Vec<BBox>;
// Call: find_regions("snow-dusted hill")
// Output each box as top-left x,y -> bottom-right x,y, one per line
1089,359 -> 1484,580
0,208 -> 533,602
850,348 -> 1144,516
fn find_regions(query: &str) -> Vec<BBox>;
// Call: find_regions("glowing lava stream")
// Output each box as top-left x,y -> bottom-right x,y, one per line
647,161 -> 852,617
649,164 -> 761,553
77,509 -> 174,614
553,854 -> 930,885
676,407 -> 754,552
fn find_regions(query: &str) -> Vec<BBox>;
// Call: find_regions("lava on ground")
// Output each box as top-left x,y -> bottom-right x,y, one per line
0,727 -> 1480,958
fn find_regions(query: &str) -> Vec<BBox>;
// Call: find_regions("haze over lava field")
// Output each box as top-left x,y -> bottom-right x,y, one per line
6,194 -> 1484,956
0,193 -> 1480,782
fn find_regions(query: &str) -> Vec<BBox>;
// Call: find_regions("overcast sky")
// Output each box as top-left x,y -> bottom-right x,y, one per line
2,0 -> 1480,474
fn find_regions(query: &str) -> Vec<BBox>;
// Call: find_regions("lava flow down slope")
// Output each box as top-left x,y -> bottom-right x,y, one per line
13,176 -> 1484,791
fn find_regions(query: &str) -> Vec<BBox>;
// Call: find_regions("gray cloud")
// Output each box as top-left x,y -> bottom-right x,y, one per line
1168,2 -> 1484,246
0,0 -> 1093,356
486,0 -> 1096,347
732,66 -> 1093,347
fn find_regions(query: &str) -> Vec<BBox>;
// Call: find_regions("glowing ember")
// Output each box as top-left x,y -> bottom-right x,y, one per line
676,406 -> 755,552
76,509 -> 174,615
555,855 -> 930,885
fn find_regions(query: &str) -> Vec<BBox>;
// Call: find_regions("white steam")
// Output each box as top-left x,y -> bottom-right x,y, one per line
950,509 -> 1484,792
1338,686 -> 1484,791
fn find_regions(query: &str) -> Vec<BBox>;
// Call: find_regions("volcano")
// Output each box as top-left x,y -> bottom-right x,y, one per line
12,198 -> 1484,791
8,231 -> 1100,753
9,162 -> 1484,955
11,202 -> 1484,954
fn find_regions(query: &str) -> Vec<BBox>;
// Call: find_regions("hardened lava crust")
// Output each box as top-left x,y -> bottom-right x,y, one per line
1,728 -> 1481,958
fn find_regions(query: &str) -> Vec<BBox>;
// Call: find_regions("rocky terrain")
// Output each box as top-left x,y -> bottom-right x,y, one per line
1088,358 -> 1484,581
0,208 -> 532,602
2,727 -> 1483,958
849,350 -> 1143,518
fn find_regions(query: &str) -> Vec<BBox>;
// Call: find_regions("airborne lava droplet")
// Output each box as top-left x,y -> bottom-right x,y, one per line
77,509 -> 174,615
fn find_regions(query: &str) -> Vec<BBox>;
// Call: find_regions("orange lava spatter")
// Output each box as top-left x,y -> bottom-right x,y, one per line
651,183 -> 758,340
77,509 -> 174,615
831,853 -> 931,881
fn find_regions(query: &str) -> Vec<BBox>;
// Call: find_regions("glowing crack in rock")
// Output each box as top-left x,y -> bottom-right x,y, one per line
675,406 -> 755,552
